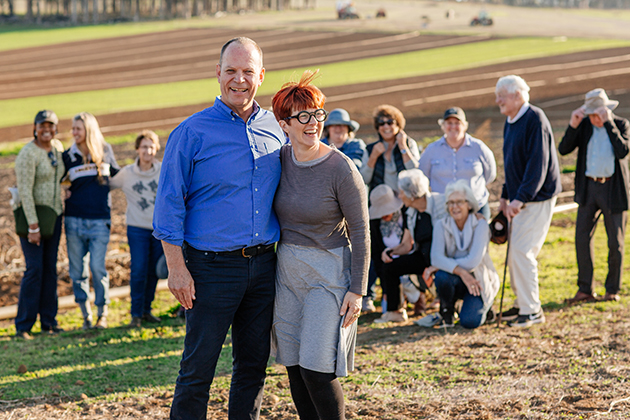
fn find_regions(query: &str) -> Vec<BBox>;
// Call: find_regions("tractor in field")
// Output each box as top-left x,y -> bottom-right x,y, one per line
470,10 -> 493,26
337,1 -> 359,19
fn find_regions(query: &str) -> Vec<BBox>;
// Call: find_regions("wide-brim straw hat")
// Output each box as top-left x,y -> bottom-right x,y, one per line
369,184 -> 403,219
583,88 -> 618,114
324,108 -> 360,132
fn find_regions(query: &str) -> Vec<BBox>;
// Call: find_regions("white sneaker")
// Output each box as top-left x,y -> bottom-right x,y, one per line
401,275 -> 420,304
374,309 -> 408,324
414,313 -> 442,327
362,297 -> 376,313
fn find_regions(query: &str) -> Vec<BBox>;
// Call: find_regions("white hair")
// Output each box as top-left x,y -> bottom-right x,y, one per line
495,75 -> 530,103
398,169 -> 430,199
444,179 -> 478,213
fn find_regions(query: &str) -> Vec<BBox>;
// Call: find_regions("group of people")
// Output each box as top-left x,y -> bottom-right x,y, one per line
13,111 -> 165,339
12,35 -> 628,420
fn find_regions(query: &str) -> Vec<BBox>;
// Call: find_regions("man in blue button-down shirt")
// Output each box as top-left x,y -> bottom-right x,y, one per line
153,37 -> 286,420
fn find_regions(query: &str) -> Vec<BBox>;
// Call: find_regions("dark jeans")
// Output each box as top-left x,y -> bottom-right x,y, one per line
365,260 -> 378,300
127,225 -> 164,318
381,252 -> 428,311
15,216 -> 62,333
576,179 -> 627,295
170,244 -> 276,420
434,270 -> 484,329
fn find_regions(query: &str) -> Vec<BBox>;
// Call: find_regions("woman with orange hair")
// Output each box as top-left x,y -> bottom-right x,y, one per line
271,71 -> 370,420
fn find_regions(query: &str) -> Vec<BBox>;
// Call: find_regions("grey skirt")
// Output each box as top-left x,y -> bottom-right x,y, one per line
272,243 -> 357,377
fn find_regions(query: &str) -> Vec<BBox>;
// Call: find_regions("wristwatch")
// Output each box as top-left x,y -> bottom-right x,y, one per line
400,149 -> 407,154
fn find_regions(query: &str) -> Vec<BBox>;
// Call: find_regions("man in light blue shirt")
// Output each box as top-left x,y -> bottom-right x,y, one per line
559,88 -> 630,306
153,37 -> 286,420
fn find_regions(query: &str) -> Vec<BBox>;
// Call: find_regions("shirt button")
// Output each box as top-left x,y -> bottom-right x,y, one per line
256,210 -> 259,214
255,233 -> 259,237
255,188 -> 258,192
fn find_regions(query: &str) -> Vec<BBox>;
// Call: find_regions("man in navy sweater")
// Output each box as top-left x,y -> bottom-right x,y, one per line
495,75 -> 562,328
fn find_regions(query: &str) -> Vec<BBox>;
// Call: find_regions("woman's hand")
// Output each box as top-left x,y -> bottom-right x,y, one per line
367,142 -> 386,168
395,130 -> 408,152
459,270 -> 482,296
381,248 -> 394,264
27,231 -> 41,246
340,291 -> 362,328
422,266 -> 438,287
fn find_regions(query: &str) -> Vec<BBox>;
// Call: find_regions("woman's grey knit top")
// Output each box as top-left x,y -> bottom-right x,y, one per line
273,145 -> 370,295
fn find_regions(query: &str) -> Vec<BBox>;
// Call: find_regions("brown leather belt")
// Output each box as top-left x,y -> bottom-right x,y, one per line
216,243 -> 276,258
587,176 -> 611,184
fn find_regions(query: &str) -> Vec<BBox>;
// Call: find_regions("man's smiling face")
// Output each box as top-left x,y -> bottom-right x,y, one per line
216,42 -> 264,119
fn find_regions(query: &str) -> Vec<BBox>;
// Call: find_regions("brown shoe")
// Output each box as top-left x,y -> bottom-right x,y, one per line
128,317 -> 142,328
413,293 -> 427,316
601,293 -> 620,302
565,291 -> 597,305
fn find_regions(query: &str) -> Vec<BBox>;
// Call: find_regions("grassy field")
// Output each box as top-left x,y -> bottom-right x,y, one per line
0,19 -> 234,52
2,37 -> 629,129
1,212 -> 629,418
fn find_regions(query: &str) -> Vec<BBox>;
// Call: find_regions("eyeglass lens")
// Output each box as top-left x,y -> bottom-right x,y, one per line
447,200 -> 467,207
294,109 -> 327,124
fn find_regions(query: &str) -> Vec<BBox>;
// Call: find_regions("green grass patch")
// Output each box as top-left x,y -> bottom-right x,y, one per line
0,209 -> 629,408
2,37 -> 629,129
0,18 -> 231,52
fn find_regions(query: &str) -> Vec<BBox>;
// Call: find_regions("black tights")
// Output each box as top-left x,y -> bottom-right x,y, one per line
286,365 -> 345,420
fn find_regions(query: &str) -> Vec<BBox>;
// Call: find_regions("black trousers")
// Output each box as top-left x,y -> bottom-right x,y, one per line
576,178 -> 627,295
381,252 -> 428,310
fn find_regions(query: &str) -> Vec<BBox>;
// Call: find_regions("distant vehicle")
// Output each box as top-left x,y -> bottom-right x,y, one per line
470,10 -> 493,26
337,1 -> 359,19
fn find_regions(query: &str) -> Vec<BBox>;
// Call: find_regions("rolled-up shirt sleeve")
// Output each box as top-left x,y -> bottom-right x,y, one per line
153,125 -> 197,246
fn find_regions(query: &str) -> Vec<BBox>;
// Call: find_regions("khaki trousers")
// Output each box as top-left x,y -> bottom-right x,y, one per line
508,196 -> 557,315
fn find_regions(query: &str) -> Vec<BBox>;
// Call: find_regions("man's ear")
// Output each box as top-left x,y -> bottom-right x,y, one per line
258,67 -> 265,86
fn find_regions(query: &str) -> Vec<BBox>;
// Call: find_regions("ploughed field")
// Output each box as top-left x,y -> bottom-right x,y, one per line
1,28 -> 630,419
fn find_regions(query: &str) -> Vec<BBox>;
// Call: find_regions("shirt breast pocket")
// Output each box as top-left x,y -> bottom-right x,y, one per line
463,158 -> 482,176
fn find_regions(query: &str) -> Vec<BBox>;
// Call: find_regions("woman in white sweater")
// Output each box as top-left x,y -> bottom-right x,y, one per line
423,179 -> 499,328
110,130 -> 163,328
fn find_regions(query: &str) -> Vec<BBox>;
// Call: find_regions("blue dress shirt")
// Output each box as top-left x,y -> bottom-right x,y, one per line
153,98 -> 286,251
585,126 -> 615,178
418,134 -> 496,208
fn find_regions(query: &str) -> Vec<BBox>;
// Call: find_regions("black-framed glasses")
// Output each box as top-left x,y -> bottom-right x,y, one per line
377,118 -> 396,127
47,151 -> 58,168
284,109 -> 327,125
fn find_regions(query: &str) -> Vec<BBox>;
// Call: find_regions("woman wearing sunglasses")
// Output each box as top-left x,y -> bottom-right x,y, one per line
13,110 -> 66,339
271,71 -> 369,420
360,104 -> 421,193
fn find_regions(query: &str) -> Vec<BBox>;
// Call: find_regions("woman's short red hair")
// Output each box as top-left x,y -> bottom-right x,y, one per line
271,70 -> 326,122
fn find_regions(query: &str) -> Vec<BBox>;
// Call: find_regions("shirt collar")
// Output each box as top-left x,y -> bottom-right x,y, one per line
507,102 -> 530,124
215,96 -> 260,122
438,134 -> 472,149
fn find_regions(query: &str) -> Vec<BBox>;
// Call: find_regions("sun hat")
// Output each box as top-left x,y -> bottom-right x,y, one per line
582,88 -> 618,115
324,108 -> 360,132
369,184 -> 403,219
34,110 -> 59,125
438,107 -> 466,125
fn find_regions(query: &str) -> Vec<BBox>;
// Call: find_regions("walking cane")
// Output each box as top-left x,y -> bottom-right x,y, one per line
496,220 -> 512,327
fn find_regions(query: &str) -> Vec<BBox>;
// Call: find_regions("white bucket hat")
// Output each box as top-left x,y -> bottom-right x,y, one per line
369,184 -> 403,219
583,88 -> 618,114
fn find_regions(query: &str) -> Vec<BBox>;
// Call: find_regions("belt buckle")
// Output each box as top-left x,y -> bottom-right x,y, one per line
242,247 -> 253,258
